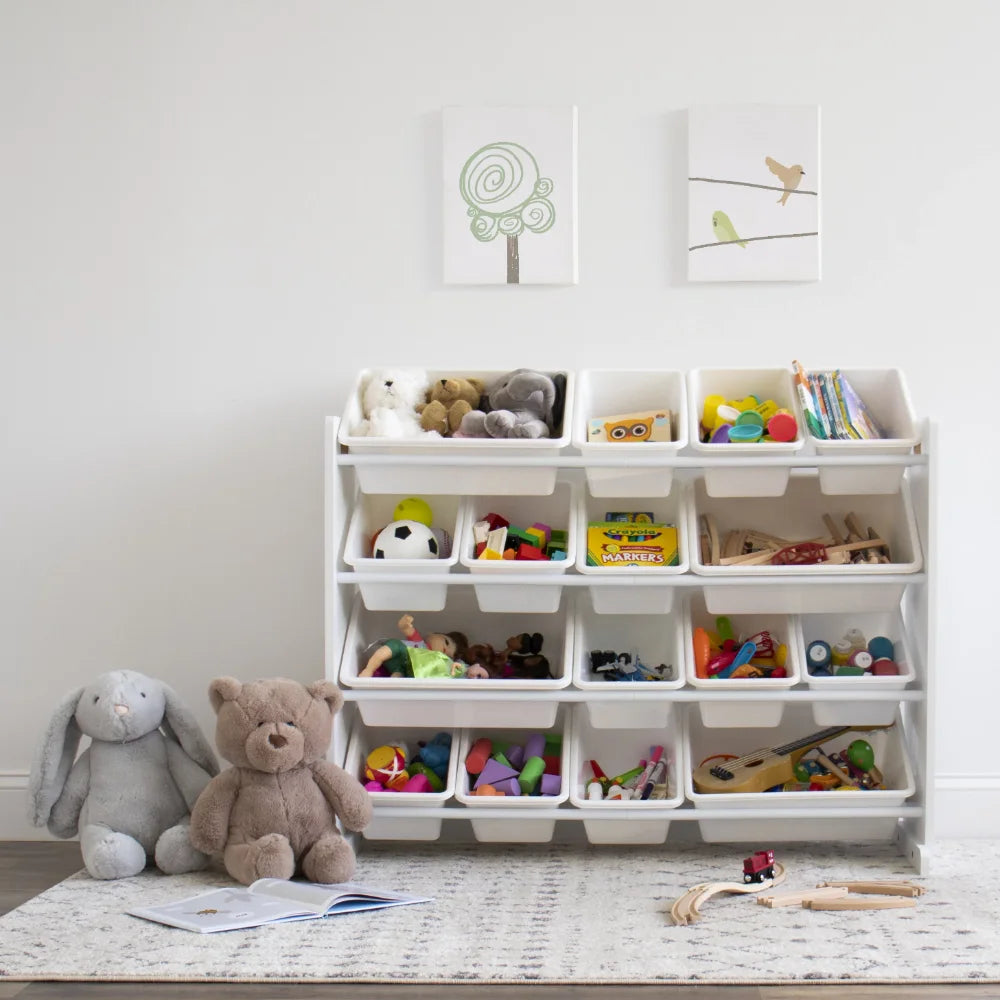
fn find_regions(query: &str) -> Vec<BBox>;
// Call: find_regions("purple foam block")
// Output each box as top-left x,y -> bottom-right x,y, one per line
540,773 -> 562,796
523,734 -> 545,760
505,744 -> 525,770
492,777 -> 521,796
474,758 -> 520,789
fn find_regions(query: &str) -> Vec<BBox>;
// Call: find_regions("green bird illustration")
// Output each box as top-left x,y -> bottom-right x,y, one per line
712,210 -> 747,248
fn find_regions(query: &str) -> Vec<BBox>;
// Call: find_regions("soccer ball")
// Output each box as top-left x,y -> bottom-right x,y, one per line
373,519 -> 440,559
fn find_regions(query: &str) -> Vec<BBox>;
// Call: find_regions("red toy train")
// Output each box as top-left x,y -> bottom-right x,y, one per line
743,849 -> 775,884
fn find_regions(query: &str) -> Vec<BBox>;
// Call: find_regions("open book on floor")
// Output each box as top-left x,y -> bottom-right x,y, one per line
127,878 -> 432,933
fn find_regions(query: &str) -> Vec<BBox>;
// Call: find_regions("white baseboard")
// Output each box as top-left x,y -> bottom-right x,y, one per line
0,772 -> 54,841
934,774 -> 1000,839
4,771 -> 1000,841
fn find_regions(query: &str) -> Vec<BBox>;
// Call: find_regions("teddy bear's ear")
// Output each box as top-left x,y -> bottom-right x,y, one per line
307,680 -> 344,716
208,676 -> 243,714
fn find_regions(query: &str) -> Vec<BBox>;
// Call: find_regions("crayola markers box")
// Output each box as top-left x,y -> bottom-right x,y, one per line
586,521 -> 679,568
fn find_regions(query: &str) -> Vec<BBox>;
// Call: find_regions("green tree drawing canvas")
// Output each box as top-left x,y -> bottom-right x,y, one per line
443,107 -> 578,285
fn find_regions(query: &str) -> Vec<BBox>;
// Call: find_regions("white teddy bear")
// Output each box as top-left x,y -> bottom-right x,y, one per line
352,369 -> 437,438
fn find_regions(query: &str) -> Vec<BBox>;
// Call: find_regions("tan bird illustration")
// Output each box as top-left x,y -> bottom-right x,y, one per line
765,157 -> 805,205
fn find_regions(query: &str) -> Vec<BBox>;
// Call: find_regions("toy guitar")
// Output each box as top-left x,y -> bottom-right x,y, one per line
692,724 -> 892,794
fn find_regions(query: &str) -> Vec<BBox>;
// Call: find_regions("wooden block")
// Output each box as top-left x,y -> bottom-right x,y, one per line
817,880 -> 926,897
702,514 -> 720,565
719,549 -> 780,567
807,896 -> 916,910
757,886 -> 848,908
823,513 -> 845,546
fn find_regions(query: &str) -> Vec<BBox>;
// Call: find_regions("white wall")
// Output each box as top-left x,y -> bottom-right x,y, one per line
3,0 -> 998,839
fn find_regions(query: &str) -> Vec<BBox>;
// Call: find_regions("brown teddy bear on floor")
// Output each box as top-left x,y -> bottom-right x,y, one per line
189,677 -> 372,886
417,376 -> 486,436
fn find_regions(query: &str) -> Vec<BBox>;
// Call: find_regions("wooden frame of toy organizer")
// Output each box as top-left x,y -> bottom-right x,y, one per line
325,416 -> 935,873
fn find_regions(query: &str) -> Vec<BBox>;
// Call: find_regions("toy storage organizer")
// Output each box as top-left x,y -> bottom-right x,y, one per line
327,368 -> 933,873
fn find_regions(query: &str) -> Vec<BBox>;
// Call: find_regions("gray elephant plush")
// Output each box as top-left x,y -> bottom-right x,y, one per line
457,369 -> 563,440
28,670 -> 219,880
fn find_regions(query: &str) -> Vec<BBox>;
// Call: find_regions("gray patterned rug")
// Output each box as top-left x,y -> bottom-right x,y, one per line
1,839 -> 997,984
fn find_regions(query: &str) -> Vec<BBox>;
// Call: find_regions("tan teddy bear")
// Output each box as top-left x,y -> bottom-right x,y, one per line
417,376 -> 486,436
189,677 -> 372,886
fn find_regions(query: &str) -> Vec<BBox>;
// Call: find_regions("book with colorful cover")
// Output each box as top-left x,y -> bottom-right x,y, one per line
127,879 -> 432,933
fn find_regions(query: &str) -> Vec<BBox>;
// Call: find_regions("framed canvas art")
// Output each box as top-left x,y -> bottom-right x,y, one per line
688,105 -> 820,282
443,106 -> 578,285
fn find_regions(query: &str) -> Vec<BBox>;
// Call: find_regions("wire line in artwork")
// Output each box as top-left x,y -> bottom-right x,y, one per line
689,177 -> 818,197
689,232 -> 819,251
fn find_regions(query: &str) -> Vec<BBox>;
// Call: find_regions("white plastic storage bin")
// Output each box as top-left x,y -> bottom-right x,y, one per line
684,592 -> 801,728
460,484 -> 577,613
685,704 -> 916,843
568,705 -> 684,844
572,596 -> 684,728
574,490 -> 689,614
804,369 -> 920,495
688,473 -> 923,614
687,367 -> 805,497
343,725 -> 458,840
336,590 -> 572,728
798,610 -> 916,726
455,711 -> 571,843
342,493 -> 464,611
572,369 -> 687,497
338,368 -> 575,495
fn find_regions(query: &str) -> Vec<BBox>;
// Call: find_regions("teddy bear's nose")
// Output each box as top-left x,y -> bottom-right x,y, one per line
268,734 -> 288,749
383,379 -> 393,388
114,704 -> 129,716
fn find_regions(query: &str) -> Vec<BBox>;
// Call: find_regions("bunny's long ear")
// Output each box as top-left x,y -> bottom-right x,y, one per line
27,687 -> 84,827
160,683 -> 220,776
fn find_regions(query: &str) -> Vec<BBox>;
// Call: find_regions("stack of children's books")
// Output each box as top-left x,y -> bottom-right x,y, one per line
793,361 -> 887,441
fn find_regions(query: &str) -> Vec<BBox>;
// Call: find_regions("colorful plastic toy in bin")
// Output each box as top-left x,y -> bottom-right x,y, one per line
687,368 -> 804,497
798,611 -> 916,726
455,719 -> 572,842
343,493 -> 464,612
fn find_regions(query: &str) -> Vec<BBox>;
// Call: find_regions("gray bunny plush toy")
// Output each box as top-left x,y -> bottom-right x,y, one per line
28,670 -> 220,880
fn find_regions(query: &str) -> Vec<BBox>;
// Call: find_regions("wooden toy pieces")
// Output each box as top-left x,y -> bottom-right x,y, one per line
669,856 -> 786,925
670,850 -> 925,925
473,512 -> 567,562
691,724 -> 891,794
699,511 -> 892,567
760,880 -> 925,910
465,734 -> 562,798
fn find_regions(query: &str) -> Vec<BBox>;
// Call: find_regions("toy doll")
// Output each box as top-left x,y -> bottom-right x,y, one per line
360,615 -> 490,679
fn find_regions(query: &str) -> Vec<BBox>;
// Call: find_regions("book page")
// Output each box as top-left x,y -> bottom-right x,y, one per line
251,878 -> 426,913
128,886 -> 310,933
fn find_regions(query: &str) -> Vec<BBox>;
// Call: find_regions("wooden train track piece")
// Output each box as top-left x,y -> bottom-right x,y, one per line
668,862 -> 786,925
701,514 -> 720,566
757,885 -> 848,908
807,896 -> 916,911
817,879 -> 926,897
822,513 -> 845,546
